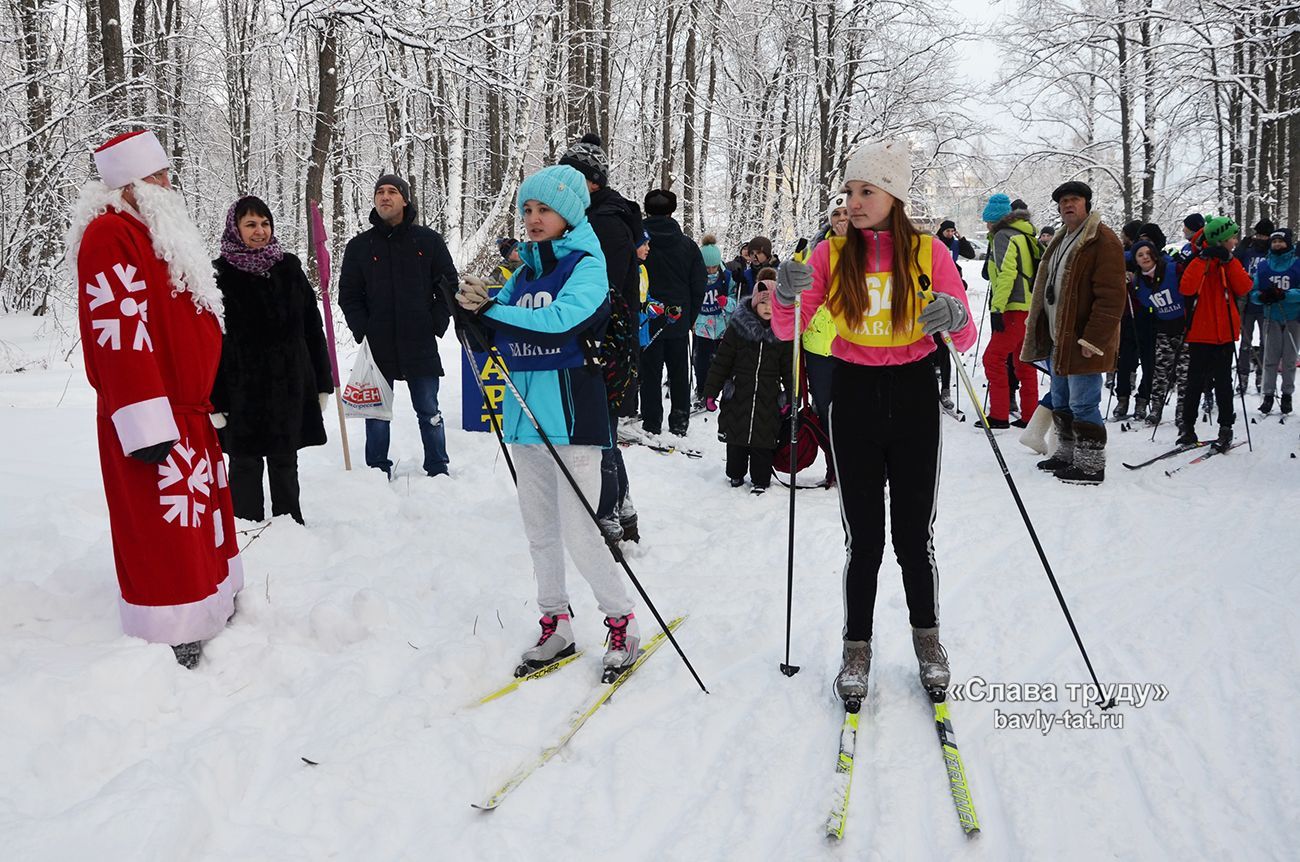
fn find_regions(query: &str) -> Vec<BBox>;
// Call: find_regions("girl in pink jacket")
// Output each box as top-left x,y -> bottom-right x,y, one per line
771,139 -> 976,711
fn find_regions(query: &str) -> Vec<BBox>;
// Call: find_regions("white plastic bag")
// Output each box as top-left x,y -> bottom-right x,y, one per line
342,339 -> 394,421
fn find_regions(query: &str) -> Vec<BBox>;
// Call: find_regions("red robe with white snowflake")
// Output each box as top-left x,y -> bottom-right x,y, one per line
77,206 -> 242,645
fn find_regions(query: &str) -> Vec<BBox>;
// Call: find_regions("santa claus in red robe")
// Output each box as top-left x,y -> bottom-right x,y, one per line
67,130 -> 242,667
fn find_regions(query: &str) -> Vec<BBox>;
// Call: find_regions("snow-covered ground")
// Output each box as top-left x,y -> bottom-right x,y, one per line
2,277 -> 1297,861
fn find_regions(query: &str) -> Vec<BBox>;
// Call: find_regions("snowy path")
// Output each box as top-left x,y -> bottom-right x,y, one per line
1,302 -> 1297,861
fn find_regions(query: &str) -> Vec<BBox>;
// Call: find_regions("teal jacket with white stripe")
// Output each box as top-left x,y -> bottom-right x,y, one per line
482,220 -> 612,447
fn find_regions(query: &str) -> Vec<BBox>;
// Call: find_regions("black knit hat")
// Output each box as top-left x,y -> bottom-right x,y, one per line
558,133 -> 609,188
1270,228 -> 1293,249
644,189 -> 677,216
497,237 -> 518,260
374,173 -> 411,203
938,219 -> 956,233
1183,213 -> 1205,232
1051,181 -> 1093,210
1010,199 -> 1028,212
1139,222 -> 1167,249
1255,219 -> 1275,236
1122,220 -> 1144,242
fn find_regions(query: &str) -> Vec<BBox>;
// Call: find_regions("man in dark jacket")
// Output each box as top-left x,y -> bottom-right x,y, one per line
560,133 -> 644,541
339,174 -> 458,478
640,189 -> 707,437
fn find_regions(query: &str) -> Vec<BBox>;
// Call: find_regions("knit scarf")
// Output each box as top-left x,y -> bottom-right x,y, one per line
220,201 -> 285,275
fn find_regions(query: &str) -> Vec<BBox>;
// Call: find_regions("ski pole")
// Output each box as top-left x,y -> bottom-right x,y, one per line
780,238 -> 810,678
459,332 -> 517,485
457,309 -> 709,695
920,284 -> 1116,709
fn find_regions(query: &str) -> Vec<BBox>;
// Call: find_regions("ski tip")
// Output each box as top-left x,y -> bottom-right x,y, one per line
842,698 -> 862,714
924,686 -> 948,704
471,801 -> 499,812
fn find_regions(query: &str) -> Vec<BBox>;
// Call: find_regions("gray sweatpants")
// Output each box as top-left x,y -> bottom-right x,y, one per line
1261,319 -> 1300,396
512,443 -> 633,618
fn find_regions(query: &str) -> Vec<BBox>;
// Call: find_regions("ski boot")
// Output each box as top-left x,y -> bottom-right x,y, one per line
938,388 -> 956,413
1056,420 -> 1106,484
517,614 -> 576,677
729,477 -> 745,488
1176,426 -> 1198,446
601,613 -> 641,682
1261,394 -> 1275,414
834,640 -> 872,713
1283,394 -> 1293,415
1211,424 -> 1234,454
1132,398 -> 1149,423
750,485 -> 767,496
912,627 -> 951,701
1111,396 -> 1130,421
172,641 -> 202,669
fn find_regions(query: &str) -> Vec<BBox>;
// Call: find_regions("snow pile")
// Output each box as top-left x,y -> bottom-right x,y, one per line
1,279 -> 1296,859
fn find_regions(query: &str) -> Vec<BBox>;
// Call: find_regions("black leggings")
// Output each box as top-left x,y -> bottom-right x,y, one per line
228,453 -> 301,522
828,358 -> 942,641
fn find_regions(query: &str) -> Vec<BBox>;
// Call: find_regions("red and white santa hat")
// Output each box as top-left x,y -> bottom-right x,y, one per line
93,130 -> 170,190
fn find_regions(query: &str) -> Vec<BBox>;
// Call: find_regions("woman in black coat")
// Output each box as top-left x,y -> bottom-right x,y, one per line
701,277 -> 793,492
211,196 -> 333,523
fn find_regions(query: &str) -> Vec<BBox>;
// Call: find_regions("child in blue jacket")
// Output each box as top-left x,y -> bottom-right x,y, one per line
456,165 -> 639,677
1132,240 -> 1188,427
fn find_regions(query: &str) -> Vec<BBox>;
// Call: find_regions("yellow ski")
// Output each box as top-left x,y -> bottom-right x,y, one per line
825,710 -> 860,840
471,649 -> 585,708
934,701 -> 981,835
473,616 -> 687,811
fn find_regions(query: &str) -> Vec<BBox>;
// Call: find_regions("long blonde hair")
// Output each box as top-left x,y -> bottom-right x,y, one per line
827,204 -> 924,334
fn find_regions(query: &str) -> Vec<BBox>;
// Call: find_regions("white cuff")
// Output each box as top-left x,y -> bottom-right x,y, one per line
111,397 -> 179,456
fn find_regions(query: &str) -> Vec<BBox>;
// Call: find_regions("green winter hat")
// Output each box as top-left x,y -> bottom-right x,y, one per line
1203,216 -> 1239,246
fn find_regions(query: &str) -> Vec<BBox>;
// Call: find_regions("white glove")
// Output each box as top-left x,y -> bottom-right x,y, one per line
775,259 -> 813,306
319,391 -> 332,412
210,413 -> 227,430
918,292 -> 969,336
457,276 -> 491,312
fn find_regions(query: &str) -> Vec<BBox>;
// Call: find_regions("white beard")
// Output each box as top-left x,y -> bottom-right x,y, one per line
66,180 -> 224,328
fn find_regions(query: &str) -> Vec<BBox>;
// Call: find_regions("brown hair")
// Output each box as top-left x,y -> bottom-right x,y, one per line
827,205 -> 924,336
757,266 -> 777,282
748,236 -> 773,258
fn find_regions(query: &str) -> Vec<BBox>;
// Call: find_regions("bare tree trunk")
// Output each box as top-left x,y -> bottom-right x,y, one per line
659,7 -> 678,189
1288,10 -> 1300,226
97,0 -> 128,117
305,17 -> 339,287
129,0 -> 148,118
1114,2 -> 1134,221
1139,12 -> 1156,222
681,4 -> 698,232
86,0 -> 104,101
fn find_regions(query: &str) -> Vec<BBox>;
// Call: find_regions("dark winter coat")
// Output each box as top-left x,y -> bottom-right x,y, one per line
338,202 -> 457,381
211,254 -> 333,456
643,215 -> 707,340
587,186 -> 644,414
702,301 -> 793,449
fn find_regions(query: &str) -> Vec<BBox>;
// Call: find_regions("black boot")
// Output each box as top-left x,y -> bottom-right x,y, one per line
1211,424 -> 1234,453
1036,410 -> 1074,472
1261,394 -> 1274,414
1056,420 -> 1106,484
172,641 -> 202,669
1283,394 -> 1293,414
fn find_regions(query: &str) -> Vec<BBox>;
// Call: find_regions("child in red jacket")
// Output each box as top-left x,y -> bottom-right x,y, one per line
1178,216 -> 1253,451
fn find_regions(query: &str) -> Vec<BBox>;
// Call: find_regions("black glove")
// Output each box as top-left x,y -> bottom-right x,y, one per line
1201,245 -> 1230,262
1260,286 -> 1285,304
989,312 -> 1005,333
130,440 -> 176,464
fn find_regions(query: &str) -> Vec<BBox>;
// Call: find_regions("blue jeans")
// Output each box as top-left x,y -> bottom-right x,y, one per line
1049,367 -> 1104,426
365,375 -> 449,476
